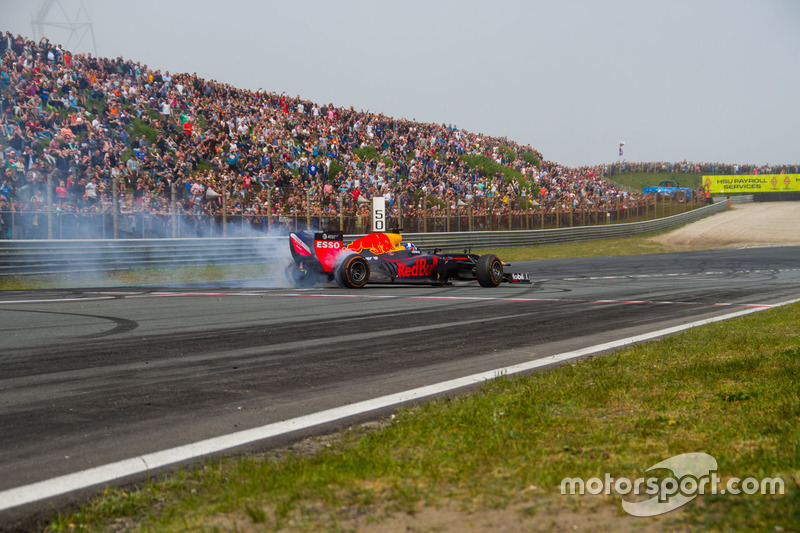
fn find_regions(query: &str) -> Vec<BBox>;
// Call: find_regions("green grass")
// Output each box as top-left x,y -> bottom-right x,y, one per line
129,117 -> 160,148
519,150 -> 541,169
460,153 -> 525,183
474,226 -> 712,262
44,302 -> 800,532
608,172 -> 702,193
352,146 -> 393,168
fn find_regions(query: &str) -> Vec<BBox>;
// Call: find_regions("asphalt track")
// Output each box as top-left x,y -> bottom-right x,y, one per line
1,245 -> 799,527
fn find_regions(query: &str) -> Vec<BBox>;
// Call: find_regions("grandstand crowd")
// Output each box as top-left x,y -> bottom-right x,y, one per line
0,31 -> 790,238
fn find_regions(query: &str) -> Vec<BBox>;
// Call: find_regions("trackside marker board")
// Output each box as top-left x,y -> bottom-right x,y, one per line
372,197 -> 386,232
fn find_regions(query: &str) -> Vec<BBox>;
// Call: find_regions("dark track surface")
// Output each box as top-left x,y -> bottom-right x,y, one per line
1,246 -> 798,525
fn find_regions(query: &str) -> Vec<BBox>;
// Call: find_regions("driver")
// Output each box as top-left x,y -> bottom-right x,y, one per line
403,242 -> 420,254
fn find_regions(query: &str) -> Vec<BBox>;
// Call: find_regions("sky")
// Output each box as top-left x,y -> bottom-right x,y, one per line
1,0 -> 798,167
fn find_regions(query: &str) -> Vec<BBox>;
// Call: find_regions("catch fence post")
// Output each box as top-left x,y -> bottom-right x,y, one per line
46,172 -> 54,239
222,180 -> 227,238
267,187 -> 272,232
338,191 -> 344,231
112,174 -> 119,239
171,181 -> 177,238
306,189 -> 311,229
397,194 -> 403,230
526,201 -> 530,230
422,195 -> 427,233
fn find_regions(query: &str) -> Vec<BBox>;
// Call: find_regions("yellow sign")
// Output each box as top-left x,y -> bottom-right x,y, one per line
702,174 -> 800,194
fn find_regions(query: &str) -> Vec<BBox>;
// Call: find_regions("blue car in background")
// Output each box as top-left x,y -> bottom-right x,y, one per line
643,180 -> 696,203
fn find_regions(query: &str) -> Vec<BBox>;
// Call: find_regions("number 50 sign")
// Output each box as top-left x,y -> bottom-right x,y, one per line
372,197 -> 386,232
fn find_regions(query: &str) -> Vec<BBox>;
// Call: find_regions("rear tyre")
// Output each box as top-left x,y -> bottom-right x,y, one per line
675,190 -> 688,203
335,254 -> 370,289
476,254 -> 503,287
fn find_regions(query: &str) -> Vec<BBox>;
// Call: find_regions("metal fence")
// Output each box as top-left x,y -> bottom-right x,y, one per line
0,201 -> 728,276
0,195 -> 707,240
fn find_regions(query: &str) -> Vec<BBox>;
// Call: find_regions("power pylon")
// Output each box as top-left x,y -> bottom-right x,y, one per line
31,0 -> 97,55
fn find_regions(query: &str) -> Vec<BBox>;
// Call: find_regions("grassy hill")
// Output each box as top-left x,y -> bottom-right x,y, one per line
607,171 -> 701,193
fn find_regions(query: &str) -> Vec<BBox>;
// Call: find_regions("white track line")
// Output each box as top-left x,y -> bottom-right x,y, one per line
0,297 -> 114,305
1,296 -> 798,512
82,291 -> 773,309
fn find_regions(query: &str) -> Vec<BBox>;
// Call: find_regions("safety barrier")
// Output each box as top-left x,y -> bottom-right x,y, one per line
0,202 -> 728,276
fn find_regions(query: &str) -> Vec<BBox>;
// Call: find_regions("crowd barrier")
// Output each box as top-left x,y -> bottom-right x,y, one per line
0,202 -> 728,276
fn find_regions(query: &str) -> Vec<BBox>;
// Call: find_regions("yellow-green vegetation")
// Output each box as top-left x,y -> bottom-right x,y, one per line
475,231 -> 707,262
0,264 -> 281,291
351,146 -> 392,167
45,303 -> 800,532
460,153 -> 524,183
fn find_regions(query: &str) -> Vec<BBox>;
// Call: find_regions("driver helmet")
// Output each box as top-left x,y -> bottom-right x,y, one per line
403,242 -> 418,252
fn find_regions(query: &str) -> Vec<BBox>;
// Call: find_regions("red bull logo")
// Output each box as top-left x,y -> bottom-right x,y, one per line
397,257 -> 438,278
347,232 -> 401,255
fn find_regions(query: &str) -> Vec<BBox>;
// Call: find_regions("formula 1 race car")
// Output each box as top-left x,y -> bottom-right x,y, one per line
287,230 -> 531,288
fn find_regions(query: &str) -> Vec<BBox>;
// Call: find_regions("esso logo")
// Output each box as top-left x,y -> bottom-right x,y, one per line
316,241 -> 342,249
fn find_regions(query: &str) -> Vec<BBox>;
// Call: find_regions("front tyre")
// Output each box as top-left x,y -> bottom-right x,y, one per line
476,254 -> 503,287
335,254 -> 370,288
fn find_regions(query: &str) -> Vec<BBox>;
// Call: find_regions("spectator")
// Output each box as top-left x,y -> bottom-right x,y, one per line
3,29 -> 791,239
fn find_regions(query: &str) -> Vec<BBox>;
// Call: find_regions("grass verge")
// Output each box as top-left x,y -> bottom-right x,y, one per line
0,264 -> 283,291
475,230 -> 710,262
44,302 -> 799,532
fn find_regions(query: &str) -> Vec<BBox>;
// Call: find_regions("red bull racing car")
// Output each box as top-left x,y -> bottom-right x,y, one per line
287,230 -> 531,289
